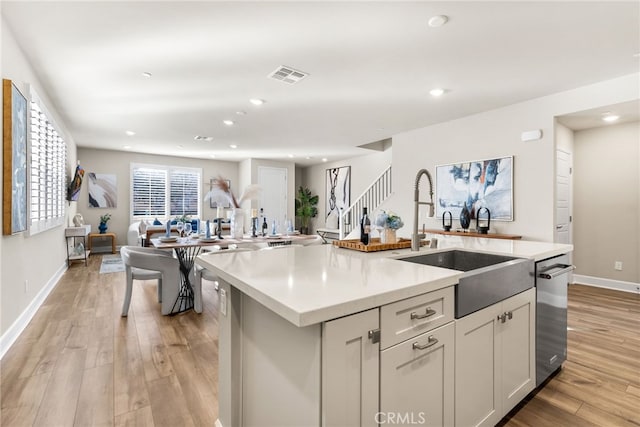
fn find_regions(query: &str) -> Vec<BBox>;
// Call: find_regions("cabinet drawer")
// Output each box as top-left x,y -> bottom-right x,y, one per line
381,286 -> 454,349
380,322 -> 455,427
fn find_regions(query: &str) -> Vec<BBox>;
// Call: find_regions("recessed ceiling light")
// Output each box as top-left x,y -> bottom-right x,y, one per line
236,111 -> 247,116
288,154 -> 294,158
229,144 -> 238,149
602,114 -> 620,122
322,158 -> 328,162
428,15 -> 449,28
142,71 -> 152,78
223,120 -> 235,126
125,130 -> 136,136
305,156 -> 312,160
210,154 -> 216,158
429,88 -> 445,97
123,145 -> 131,149
250,98 -> 265,106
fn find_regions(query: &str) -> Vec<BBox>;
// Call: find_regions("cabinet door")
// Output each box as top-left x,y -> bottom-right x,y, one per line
500,288 -> 535,414
381,322 -> 454,427
455,303 -> 502,427
323,308 -> 379,427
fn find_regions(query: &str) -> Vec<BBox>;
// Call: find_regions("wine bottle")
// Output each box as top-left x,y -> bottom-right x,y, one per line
360,207 -> 371,245
262,217 -> 268,236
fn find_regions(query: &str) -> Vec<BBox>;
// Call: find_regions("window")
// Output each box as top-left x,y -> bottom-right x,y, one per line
29,87 -> 66,235
131,163 -> 201,220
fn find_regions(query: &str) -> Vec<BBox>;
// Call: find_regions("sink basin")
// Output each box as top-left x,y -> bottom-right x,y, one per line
400,250 -> 534,318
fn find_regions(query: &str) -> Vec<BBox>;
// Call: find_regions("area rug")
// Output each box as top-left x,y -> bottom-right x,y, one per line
99,254 -> 125,274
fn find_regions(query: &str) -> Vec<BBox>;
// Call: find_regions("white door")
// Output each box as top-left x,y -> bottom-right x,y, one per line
258,166 -> 287,230
555,150 -> 572,245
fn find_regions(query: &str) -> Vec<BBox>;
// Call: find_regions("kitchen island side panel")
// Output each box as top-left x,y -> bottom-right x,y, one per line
218,279 -> 321,427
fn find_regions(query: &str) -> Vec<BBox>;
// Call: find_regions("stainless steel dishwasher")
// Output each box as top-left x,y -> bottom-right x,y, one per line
535,253 -> 574,386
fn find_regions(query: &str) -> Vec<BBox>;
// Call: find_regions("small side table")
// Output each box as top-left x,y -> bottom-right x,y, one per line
65,225 -> 91,266
88,232 -> 117,254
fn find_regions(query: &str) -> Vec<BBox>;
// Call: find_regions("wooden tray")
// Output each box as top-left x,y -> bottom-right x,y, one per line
332,238 -> 427,252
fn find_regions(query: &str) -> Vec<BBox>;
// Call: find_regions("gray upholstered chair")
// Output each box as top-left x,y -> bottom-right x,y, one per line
120,246 -> 181,316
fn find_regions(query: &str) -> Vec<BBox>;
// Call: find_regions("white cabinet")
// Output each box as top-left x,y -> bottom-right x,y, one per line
323,308 -> 379,427
322,286 -> 455,427
455,288 -> 535,427
381,321 -> 455,427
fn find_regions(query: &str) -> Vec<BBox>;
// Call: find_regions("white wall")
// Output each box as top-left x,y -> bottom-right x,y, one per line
301,147 -> 392,232
1,17 -> 79,339
389,74 -> 639,242
76,147 -> 239,245
573,121 -> 639,283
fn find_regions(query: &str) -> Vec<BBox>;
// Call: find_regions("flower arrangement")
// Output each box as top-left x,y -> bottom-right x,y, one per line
174,214 -> 191,224
99,213 -> 111,224
375,210 -> 404,230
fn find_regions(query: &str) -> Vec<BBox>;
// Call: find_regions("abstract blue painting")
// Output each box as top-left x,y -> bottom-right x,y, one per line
436,156 -> 513,221
2,79 -> 28,235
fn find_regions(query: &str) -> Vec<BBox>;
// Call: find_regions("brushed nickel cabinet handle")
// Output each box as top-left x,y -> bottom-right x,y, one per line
410,307 -> 436,320
412,336 -> 438,350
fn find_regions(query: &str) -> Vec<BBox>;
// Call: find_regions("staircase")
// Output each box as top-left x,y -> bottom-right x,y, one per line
338,165 -> 392,239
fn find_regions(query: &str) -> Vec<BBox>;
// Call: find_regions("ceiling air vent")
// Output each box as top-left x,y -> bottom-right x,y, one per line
194,135 -> 214,142
268,66 -> 309,84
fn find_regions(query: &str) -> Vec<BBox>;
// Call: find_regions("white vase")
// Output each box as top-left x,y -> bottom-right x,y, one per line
381,228 -> 397,244
230,208 -> 244,239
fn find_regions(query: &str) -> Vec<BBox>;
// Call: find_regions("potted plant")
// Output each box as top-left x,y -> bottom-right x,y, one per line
99,213 -> 111,234
295,186 -> 318,235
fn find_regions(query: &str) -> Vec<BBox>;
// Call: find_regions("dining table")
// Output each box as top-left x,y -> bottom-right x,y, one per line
151,232 -> 318,314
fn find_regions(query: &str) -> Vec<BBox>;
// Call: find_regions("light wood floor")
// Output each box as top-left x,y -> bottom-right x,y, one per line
500,284 -> 640,427
1,255 -> 639,426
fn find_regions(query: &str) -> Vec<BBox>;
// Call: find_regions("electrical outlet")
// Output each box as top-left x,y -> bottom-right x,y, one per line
614,261 -> 623,271
220,288 -> 227,317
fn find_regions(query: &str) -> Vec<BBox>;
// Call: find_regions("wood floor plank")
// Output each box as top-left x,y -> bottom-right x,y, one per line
575,402 -> 640,427
170,348 -> 218,426
0,372 -> 51,426
114,406 -> 155,427
33,349 -> 87,426
147,374 -> 195,426
113,331 -> 150,416
74,364 -> 114,427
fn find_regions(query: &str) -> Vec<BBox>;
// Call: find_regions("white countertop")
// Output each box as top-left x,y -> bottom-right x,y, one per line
197,236 -> 572,327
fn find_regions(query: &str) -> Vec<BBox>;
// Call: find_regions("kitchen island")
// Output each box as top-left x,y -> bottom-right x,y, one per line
197,236 -> 572,427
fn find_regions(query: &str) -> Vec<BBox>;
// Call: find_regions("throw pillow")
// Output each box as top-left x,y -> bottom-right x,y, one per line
153,218 -> 162,225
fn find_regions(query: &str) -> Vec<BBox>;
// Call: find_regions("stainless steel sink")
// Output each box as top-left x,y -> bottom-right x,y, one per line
400,250 -> 534,318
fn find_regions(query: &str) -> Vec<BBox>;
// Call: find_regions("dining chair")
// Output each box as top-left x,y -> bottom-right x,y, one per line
120,246 -> 181,316
195,247 -> 255,296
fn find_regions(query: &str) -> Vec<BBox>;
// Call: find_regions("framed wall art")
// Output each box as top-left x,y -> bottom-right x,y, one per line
325,166 -> 351,225
209,178 -> 231,208
436,156 -> 513,221
2,79 -> 28,235
88,172 -> 117,208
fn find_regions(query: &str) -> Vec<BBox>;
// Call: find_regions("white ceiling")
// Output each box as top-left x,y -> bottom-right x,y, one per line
2,1 -> 639,165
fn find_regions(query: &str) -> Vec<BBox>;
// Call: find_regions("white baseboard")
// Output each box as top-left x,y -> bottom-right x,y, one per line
573,274 -> 640,294
0,262 -> 67,359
